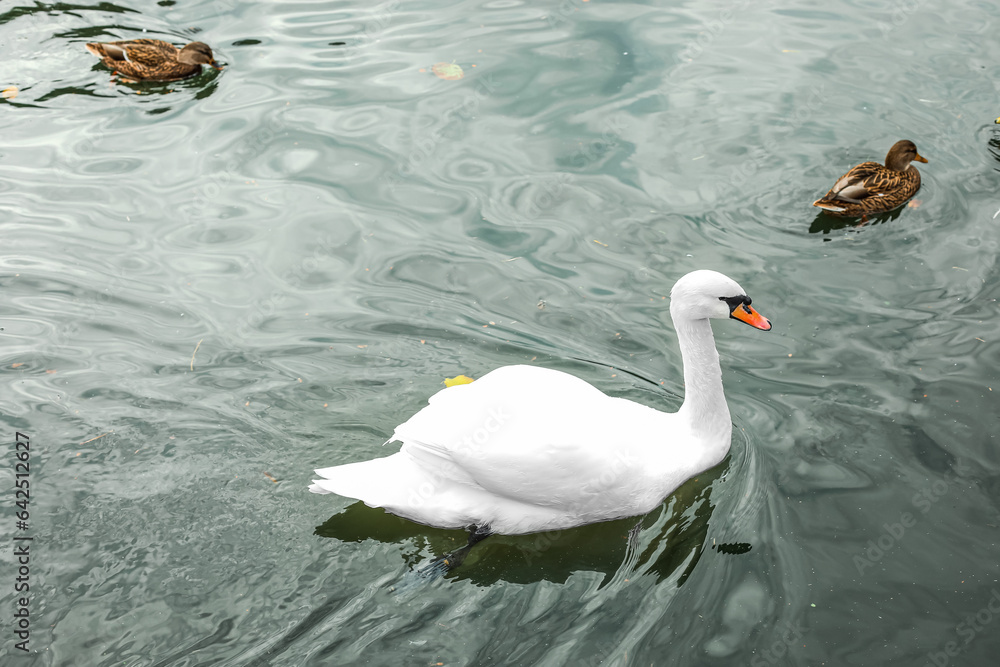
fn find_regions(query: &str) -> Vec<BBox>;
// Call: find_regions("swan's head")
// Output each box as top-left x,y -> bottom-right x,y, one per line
669,270 -> 771,330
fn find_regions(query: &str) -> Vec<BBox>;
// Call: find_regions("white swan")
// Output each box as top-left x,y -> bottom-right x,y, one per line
310,270 -> 770,540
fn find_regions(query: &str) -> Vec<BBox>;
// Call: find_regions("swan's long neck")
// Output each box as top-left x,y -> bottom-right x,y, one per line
674,317 -> 732,464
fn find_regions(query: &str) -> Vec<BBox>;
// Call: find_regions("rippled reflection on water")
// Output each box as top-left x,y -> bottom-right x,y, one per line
4,0 -> 1000,664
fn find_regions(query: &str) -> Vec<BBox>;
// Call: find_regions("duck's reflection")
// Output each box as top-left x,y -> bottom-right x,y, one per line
808,206 -> 906,234
987,133 -> 1000,169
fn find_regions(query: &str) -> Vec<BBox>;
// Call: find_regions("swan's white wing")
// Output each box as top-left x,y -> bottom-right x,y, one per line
393,365 -> 674,514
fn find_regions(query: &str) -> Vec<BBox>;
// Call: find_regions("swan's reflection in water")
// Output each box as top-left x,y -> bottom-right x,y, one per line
315,461 -> 748,587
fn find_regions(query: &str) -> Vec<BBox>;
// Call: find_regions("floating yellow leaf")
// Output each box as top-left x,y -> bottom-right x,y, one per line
1,86 -> 17,100
444,374 -> 475,387
432,62 -> 464,80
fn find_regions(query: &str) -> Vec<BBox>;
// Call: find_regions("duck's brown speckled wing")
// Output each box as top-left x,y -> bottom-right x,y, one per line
824,162 -> 886,204
110,40 -> 177,68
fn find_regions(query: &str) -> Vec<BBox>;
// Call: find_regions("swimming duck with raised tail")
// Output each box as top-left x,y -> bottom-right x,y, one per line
812,140 -> 927,217
310,270 -> 771,566
85,39 -> 221,81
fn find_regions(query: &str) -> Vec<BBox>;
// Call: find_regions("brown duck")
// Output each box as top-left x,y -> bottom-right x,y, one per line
812,140 -> 928,217
85,39 -> 222,81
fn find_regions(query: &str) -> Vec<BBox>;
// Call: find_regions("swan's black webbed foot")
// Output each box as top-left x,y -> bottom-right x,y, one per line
626,520 -> 642,550
416,524 -> 492,579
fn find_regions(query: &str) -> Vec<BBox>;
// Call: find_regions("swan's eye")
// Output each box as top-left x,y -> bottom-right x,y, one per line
719,295 -> 751,311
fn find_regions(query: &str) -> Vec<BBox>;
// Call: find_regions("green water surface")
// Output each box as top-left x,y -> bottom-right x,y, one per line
2,0 -> 1000,665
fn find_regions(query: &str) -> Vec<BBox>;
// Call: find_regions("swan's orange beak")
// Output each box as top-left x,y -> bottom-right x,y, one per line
731,303 -> 771,331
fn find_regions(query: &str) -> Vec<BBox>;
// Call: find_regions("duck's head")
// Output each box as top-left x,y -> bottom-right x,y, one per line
179,42 -> 223,69
670,270 -> 771,330
884,140 -> 927,171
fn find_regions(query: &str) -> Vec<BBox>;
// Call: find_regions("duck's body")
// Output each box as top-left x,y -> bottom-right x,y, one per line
812,140 -> 927,217
310,270 -> 771,538
85,39 -> 220,81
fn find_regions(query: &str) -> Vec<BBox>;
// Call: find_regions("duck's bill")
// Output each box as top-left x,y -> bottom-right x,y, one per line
914,153 -> 928,163
731,304 -> 772,331
210,62 -> 225,70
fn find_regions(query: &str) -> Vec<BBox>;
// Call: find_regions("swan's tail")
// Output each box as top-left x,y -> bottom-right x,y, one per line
309,453 -> 409,501
310,450 -> 484,530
